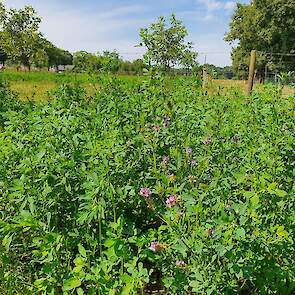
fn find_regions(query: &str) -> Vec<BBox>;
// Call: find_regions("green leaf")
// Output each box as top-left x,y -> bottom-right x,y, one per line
236,228 -> 246,239
172,240 -> 188,258
276,226 -> 287,237
214,244 -> 227,257
63,277 -> 81,291
250,194 -> 259,208
77,288 -> 84,295
2,234 -> 13,252
243,191 -> 254,199
78,244 -> 87,258
275,189 -> 287,197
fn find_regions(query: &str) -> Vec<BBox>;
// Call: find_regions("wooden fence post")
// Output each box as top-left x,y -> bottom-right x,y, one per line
247,50 -> 256,96
202,67 -> 208,89
202,55 -> 208,90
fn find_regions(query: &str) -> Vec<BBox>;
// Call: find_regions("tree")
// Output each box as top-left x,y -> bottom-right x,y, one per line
180,48 -> 198,75
73,51 -> 102,72
100,50 -> 121,73
31,48 -> 49,69
0,3 -> 44,70
139,14 -> 198,72
132,59 -> 145,75
45,42 -> 73,70
225,0 -> 295,79
204,64 -> 234,79
73,50 -> 122,73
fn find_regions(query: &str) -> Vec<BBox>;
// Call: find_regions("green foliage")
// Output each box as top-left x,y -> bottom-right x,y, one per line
205,64 -> 234,79
0,2 -> 73,71
31,48 -> 49,69
101,50 -> 121,73
73,51 -> 102,72
225,0 -> 295,78
45,42 -> 73,69
277,71 -> 295,86
139,14 -> 198,73
73,50 -> 145,75
0,3 -> 43,69
0,72 -> 295,294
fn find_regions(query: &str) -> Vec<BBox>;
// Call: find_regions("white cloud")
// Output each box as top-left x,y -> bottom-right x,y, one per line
224,1 -> 237,10
192,33 -> 234,66
197,0 -> 237,11
5,0 -> 149,59
198,0 -> 222,11
194,0 -> 237,22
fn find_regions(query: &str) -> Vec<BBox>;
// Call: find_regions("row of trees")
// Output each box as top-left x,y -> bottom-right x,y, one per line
72,51 -> 146,74
2,0 -> 293,78
0,3 -> 199,75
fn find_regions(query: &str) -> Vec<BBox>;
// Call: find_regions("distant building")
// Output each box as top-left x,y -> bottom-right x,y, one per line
49,65 -> 74,72
56,65 -> 75,72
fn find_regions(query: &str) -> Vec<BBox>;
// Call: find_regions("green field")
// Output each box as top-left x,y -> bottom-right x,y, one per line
0,73 -> 295,294
1,70 -> 294,101
0,71 -> 143,100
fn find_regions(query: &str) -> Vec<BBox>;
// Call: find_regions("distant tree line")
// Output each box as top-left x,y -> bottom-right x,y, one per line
204,64 -> 234,79
0,2 -> 147,75
0,2 -> 236,78
72,51 -> 146,74
0,3 -> 203,76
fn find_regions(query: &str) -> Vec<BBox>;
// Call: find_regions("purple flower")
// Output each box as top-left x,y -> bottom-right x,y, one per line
153,125 -> 161,132
191,160 -> 197,167
150,240 -> 163,252
176,260 -> 186,267
186,147 -> 193,156
203,136 -> 212,145
163,116 -> 170,129
139,187 -> 152,198
166,195 -> 177,208
162,156 -> 169,168
232,135 -> 238,144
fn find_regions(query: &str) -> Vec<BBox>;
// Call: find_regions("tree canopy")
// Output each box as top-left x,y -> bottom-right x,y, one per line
0,2 -> 73,70
225,0 -> 295,78
0,3 -> 44,69
139,14 -> 198,72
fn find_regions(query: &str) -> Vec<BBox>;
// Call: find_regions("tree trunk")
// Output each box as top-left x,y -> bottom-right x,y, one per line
22,56 -> 31,71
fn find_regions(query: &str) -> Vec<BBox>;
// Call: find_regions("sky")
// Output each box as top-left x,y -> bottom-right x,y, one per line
4,0 -> 249,66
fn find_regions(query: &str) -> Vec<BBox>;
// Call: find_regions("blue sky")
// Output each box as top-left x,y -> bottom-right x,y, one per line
4,0 -> 249,66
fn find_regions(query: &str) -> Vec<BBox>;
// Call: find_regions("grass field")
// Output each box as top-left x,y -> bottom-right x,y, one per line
0,70 -> 141,100
0,71 -> 295,294
1,70 -> 294,100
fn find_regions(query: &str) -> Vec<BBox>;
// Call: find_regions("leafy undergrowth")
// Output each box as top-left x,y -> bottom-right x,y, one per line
0,75 -> 294,294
